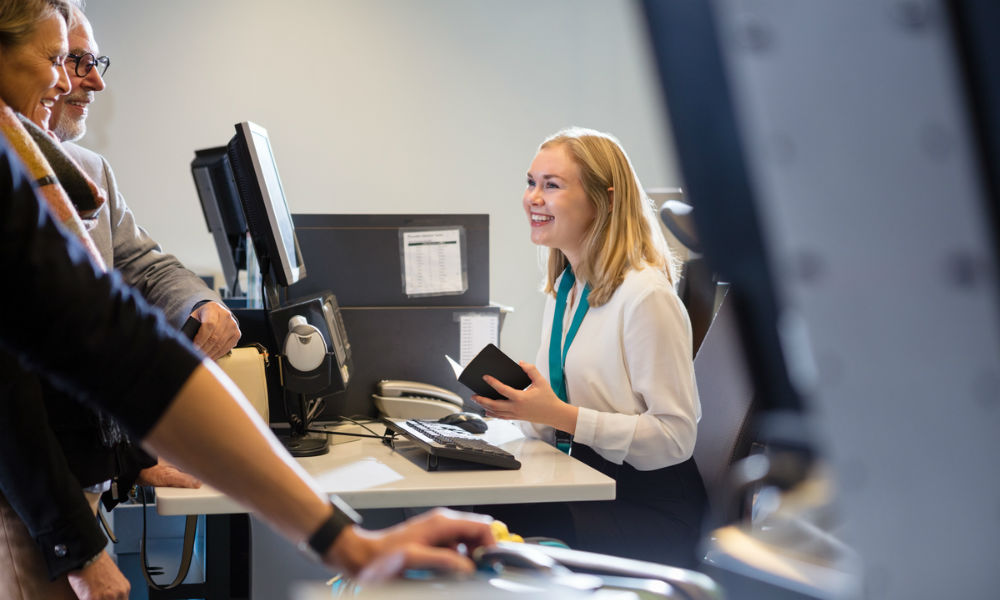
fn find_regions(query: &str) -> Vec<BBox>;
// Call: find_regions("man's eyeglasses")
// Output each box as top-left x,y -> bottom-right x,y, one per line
66,52 -> 110,78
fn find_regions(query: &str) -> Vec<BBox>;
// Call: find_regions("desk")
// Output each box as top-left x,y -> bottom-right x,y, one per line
156,419 -> 615,514
153,420 -> 615,599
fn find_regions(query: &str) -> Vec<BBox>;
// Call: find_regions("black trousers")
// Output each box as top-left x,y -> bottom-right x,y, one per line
481,443 -> 708,568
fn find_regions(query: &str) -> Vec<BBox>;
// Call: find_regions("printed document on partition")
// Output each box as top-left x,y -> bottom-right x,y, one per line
402,229 -> 464,296
459,313 -> 499,366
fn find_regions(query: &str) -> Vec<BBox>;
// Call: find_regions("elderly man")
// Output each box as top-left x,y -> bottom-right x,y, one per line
0,6 -> 241,600
50,11 -> 240,357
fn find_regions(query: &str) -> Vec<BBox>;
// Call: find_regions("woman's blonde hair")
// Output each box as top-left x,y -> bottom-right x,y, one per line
0,0 -> 73,49
540,127 -> 679,307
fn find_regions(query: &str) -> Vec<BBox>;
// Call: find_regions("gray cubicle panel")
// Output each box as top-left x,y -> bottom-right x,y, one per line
287,214 -> 489,307
315,304 -> 502,420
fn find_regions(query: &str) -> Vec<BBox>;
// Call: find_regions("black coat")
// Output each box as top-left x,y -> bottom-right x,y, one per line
0,139 -> 200,578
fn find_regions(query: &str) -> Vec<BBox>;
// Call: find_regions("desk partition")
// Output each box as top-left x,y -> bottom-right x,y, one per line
282,213 -> 497,420
287,213 -> 490,307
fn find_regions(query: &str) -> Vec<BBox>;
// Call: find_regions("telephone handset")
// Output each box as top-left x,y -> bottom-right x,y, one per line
372,380 -> 463,420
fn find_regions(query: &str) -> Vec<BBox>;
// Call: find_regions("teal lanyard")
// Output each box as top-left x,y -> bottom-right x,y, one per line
549,268 -> 590,452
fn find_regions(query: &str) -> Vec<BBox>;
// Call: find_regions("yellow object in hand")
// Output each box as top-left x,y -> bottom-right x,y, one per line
490,520 -> 524,543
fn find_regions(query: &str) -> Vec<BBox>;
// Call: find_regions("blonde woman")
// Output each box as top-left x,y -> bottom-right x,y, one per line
476,128 -> 707,566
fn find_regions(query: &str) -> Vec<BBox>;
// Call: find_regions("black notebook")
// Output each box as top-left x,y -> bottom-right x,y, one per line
456,343 -> 531,399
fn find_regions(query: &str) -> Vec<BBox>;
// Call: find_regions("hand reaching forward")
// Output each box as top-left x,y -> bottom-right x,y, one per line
473,361 -> 579,434
327,508 -> 496,582
137,458 -> 202,489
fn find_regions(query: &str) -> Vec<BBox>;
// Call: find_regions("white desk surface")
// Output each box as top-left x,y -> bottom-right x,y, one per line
155,419 -> 615,516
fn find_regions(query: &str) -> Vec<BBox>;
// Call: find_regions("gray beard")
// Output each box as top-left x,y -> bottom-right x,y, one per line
54,117 -> 86,143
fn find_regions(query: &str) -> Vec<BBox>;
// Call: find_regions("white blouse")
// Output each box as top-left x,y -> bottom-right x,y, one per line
521,266 -> 700,471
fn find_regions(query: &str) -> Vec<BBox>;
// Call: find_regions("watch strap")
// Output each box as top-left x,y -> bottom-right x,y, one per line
305,496 -> 362,559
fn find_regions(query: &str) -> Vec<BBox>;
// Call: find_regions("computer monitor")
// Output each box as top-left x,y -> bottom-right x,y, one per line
190,147 -> 247,296
226,120 -> 306,308
225,121 -> 352,456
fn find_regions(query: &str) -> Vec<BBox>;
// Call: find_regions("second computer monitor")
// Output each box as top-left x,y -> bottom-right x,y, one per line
191,146 -> 247,295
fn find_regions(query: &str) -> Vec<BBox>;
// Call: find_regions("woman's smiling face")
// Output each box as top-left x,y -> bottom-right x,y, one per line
523,143 -> 596,268
0,12 -> 69,129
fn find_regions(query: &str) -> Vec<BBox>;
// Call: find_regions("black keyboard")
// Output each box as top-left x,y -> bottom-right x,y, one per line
382,419 -> 521,470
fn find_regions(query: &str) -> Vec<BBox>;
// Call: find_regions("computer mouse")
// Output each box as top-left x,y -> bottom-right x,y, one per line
473,543 -> 565,575
438,412 -> 488,434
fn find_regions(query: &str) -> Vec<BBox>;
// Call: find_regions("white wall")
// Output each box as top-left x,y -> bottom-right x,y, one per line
82,0 -> 680,363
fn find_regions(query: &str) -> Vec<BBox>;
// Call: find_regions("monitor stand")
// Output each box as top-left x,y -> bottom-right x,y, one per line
276,395 -> 330,457
277,431 -> 329,457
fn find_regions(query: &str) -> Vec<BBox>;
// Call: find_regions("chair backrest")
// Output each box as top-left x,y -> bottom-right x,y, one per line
679,258 -> 722,359
691,291 -> 756,523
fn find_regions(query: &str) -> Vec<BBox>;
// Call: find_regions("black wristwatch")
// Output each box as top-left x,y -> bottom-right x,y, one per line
299,496 -> 363,561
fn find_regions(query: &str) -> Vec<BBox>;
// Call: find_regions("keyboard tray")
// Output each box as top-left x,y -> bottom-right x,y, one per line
382,418 -> 522,470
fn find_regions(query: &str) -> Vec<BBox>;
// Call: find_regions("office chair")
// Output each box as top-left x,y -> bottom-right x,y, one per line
658,197 -> 723,358
691,294 -> 757,526
682,259 -> 723,359
658,196 -> 756,524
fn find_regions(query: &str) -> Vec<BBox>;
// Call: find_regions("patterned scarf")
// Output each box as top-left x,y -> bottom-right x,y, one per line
0,102 -> 107,270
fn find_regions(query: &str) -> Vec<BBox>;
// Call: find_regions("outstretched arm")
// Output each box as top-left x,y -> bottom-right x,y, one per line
144,360 -> 494,577
65,144 -> 241,358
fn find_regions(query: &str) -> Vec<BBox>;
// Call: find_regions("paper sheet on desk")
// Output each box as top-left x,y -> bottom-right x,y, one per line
480,419 -> 526,446
312,460 -> 404,491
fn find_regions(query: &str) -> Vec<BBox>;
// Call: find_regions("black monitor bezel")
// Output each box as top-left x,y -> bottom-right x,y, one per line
191,146 -> 247,295
227,121 -> 306,304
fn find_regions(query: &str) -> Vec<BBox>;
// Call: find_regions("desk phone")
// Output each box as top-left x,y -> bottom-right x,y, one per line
373,380 -> 464,420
